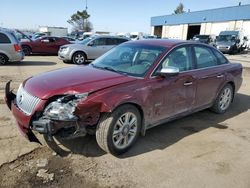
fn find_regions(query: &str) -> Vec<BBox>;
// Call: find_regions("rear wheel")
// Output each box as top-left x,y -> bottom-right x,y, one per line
22,45 -> 31,55
72,52 -> 86,65
210,84 -> 233,114
0,54 -> 8,65
96,105 -> 141,155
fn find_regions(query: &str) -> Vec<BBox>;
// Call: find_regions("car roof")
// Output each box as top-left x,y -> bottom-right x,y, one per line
125,39 -> 198,48
94,35 -> 129,40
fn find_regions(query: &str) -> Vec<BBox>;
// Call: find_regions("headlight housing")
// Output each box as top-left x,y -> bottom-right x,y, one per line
43,93 -> 88,121
60,46 -> 69,53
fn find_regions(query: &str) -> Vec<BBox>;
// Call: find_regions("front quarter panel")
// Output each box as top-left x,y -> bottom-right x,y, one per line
75,79 -> 153,126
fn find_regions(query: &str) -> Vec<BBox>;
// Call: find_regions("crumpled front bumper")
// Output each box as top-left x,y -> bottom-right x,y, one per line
5,81 -> 41,144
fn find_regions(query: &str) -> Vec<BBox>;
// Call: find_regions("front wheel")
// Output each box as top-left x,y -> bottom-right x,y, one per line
96,105 -> 141,155
210,84 -> 233,114
22,46 -> 31,56
72,52 -> 86,65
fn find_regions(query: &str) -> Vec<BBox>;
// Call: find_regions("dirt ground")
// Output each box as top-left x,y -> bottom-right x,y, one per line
0,53 -> 250,188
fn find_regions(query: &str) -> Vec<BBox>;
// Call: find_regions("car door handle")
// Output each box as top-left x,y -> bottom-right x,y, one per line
184,82 -> 193,86
217,74 -> 224,78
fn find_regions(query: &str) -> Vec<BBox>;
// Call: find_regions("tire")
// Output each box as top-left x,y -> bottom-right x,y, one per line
210,84 -> 233,114
96,104 -> 141,155
63,60 -> 72,64
72,52 -> 86,65
0,54 -> 8,65
22,45 -> 31,56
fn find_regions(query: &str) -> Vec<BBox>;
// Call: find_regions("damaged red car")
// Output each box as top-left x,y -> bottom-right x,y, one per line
5,40 -> 243,155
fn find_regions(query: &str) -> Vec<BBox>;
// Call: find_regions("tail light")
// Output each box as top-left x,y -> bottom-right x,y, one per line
14,44 -> 22,52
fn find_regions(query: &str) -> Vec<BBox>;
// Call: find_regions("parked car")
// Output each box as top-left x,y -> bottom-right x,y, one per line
216,30 -> 244,54
192,35 -> 216,46
58,35 -> 129,64
5,40 -> 243,155
62,36 -> 77,43
0,30 -> 24,65
21,36 -> 71,55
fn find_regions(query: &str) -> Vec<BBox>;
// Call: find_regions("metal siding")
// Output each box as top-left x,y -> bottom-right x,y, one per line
151,5 -> 250,26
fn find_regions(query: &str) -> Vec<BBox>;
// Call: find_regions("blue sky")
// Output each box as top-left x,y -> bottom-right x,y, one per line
1,0 -> 250,33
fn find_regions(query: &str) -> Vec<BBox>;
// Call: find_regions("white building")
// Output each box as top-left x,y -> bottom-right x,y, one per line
151,4 -> 250,39
39,26 -> 68,37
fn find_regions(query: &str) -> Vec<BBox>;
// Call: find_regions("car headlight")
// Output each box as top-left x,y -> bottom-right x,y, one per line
43,93 -> 88,121
60,47 -> 69,53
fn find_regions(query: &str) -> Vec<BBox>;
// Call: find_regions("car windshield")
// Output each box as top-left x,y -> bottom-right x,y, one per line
91,43 -> 166,78
217,35 -> 236,42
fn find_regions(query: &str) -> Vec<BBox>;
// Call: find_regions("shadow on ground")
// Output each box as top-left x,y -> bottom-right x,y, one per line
5,61 -> 57,66
45,93 -> 250,158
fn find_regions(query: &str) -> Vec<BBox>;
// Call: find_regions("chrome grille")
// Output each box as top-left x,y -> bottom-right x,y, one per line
16,85 -> 41,115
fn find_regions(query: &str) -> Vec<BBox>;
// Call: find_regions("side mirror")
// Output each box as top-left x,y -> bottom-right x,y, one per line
41,39 -> 50,43
156,66 -> 180,77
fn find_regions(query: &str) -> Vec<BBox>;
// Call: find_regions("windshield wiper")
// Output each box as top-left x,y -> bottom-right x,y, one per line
91,64 -> 127,75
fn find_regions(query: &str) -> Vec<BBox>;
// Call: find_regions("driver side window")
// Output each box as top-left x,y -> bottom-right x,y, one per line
160,46 -> 192,72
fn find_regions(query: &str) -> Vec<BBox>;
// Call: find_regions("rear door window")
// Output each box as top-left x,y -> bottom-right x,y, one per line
213,49 -> 228,65
0,33 -> 11,44
194,46 -> 217,68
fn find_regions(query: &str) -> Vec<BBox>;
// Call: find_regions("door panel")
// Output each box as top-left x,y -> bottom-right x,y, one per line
147,73 -> 196,124
147,46 -> 196,124
192,46 -> 226,108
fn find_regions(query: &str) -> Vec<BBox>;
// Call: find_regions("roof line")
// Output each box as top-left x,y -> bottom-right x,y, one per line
151,4 -> 250,19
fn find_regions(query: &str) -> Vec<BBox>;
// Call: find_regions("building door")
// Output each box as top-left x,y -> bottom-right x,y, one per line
154,26 -> 162,38
187,25 -> 201,40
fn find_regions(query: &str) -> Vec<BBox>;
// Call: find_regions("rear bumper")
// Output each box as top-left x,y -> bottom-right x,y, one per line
9,52 -> 25,62
5,81 -> 41,144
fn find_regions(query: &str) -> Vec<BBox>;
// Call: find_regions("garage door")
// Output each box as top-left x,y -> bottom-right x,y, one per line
211,22 -> 229,35
168,25 -> 182,39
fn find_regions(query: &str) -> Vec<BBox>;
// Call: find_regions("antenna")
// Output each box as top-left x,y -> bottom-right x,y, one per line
85,0 -> 88,11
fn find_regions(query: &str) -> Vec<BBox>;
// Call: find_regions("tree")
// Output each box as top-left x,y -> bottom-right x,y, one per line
174,3 -> 185,14
67,10 -> 93,32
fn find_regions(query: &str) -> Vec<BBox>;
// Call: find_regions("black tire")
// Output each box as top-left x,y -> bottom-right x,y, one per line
22,45 -> 31,56
210,84 -> 233,114
0,54 -> 8,65
63,60 -> 72,64
96,104 -> 141,155
72,52 -> 86,65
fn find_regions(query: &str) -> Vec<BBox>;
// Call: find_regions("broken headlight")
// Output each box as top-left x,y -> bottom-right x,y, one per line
43,93 -> 88,121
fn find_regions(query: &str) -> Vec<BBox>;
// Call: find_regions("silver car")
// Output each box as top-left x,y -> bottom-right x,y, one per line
58,35 -> 129,64
0,29 -> 24,65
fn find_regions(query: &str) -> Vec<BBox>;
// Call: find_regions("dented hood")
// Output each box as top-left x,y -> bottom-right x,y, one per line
23,65 -> 137,99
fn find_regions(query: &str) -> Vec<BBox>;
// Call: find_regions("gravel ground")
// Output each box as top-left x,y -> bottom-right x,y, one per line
0,53 -> 250,188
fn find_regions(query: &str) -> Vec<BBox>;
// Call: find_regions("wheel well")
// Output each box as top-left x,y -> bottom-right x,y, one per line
227,81 -> 235,100
72,51 -> 87,61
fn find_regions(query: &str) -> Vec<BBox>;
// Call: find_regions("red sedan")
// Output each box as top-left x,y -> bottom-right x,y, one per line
21,36 -> 70,55
5,40 -> 243,155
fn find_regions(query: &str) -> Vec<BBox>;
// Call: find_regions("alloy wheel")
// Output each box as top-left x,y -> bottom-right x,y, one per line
112,112 -> 138,149
73,53 -> 85,64
219,87 -> 232,111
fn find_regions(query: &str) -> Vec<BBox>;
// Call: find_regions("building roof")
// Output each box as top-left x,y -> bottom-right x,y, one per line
151,4 -> 250,26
